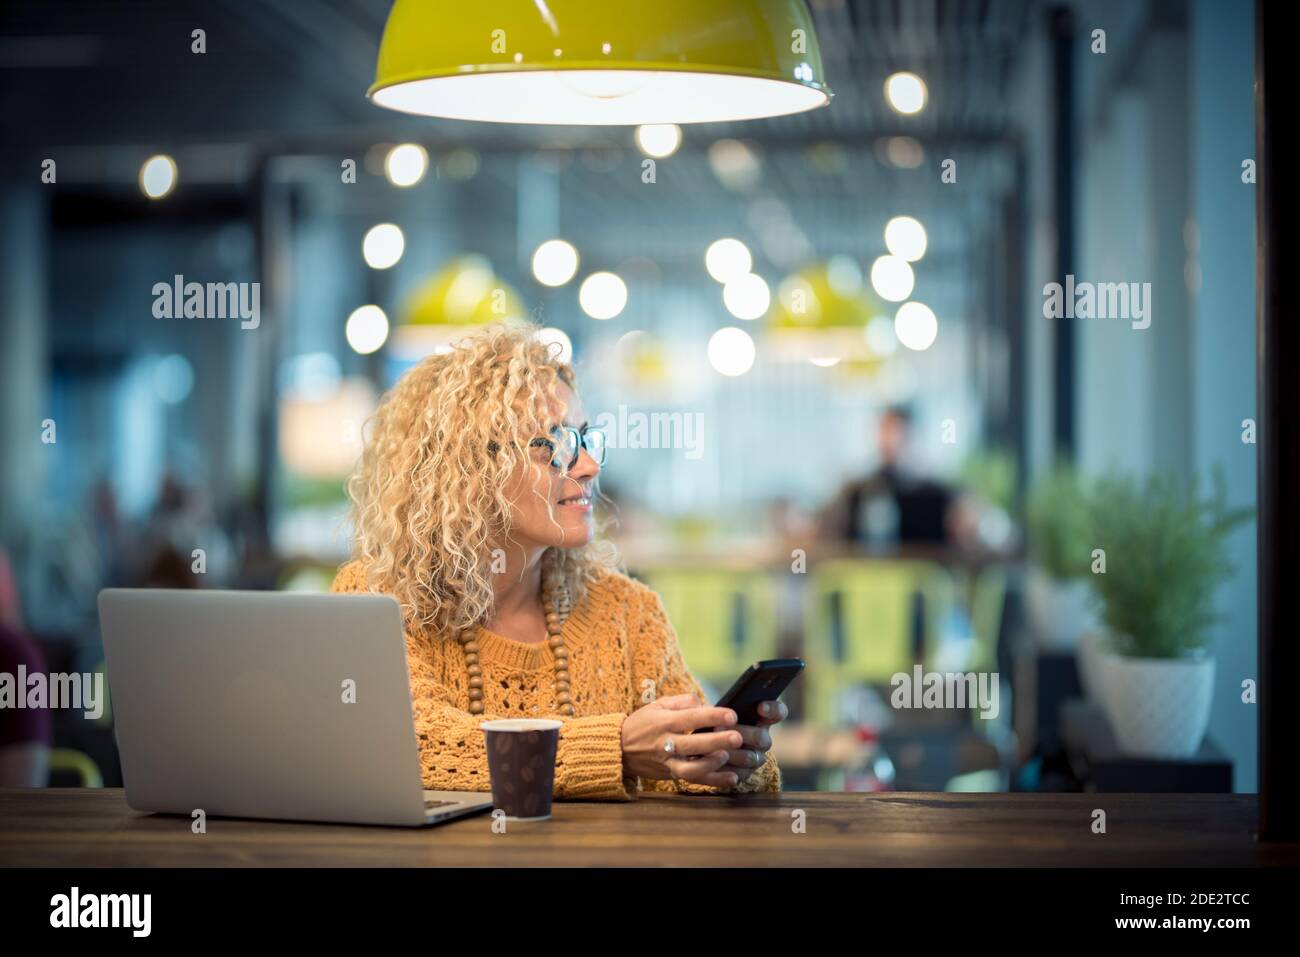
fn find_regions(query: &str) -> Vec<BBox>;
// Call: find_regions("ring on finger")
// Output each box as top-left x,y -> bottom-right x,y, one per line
662,735 -> 677,755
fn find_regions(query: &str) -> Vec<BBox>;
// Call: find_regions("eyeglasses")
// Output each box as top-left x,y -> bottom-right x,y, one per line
529,425 -> 607,471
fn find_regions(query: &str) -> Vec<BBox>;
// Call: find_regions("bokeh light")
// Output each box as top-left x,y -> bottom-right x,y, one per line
346,305 -> 390,354
707,326 -> 756,376
538,326 -> 573,364
139,155 -> 177,199
723,273 -> 771,320
705,238 -> 753,283
894,301 -> 938,351
385,143 -> 428,187
884,216 -> 928,261
532,239 -> 580,287
870,254 -> 915,302
579,272 -> 628,320
635,124 -> 682,158
885,72 -> 928,115
362,224 -> 405,269
153,354 -> 193,403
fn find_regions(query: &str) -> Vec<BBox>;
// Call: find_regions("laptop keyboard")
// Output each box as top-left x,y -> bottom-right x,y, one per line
423,798 -> 457,809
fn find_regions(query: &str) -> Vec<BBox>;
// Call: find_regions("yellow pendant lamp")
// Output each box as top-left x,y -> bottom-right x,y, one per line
368,0 -> 832,125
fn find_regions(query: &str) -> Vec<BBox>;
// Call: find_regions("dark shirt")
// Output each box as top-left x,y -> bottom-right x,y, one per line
832,466 -> 955,545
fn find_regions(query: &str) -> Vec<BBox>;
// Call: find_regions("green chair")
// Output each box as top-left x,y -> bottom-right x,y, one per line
277,559 -> 339,593
803,559 -> 957,727
48,749 -> 103,788
638,567 -> 780,684
966,565 -> 1007,675
921,565 -> 1007,674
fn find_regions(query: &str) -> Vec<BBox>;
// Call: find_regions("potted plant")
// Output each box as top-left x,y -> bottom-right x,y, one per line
957,446 -> 1020,551
1088,469 -> 1251,758
1024,462 -> 1099,654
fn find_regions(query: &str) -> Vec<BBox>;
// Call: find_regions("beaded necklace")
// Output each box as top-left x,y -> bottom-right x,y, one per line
457,570 -> 576,718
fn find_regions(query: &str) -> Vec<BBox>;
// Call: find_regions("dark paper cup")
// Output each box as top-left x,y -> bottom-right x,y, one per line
479,719 -> 563,821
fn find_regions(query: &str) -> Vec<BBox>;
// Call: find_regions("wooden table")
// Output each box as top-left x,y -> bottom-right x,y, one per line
2,788 -> 1296,867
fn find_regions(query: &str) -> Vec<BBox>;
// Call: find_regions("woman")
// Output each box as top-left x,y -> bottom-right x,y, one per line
332,323 -> 785,799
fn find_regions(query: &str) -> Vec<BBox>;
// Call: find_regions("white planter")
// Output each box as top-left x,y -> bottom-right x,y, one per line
1075,629 -> 1112,704
1099,652 -> 1216,758
1026,568 -> 1099,651
1096,643 -> 1125,723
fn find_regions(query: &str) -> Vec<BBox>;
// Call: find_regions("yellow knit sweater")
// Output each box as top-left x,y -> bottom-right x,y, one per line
330,562 -> 781,800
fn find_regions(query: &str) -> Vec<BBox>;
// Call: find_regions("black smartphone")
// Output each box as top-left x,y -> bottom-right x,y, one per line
691,658 -> 804,732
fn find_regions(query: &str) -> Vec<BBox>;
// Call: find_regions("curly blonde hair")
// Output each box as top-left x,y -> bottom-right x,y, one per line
346,322 -> 620,636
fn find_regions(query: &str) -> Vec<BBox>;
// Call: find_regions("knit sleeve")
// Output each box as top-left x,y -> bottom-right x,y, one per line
330,562 -> 635,801
626,579 -> 781,796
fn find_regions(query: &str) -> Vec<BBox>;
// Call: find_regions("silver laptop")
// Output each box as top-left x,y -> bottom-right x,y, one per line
97,588 -> 494,827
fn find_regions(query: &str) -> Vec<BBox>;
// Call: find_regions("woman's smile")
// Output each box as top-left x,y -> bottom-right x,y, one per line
557,484 -> 593,511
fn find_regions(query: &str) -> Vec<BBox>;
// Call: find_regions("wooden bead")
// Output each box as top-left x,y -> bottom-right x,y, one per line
456,583 -> 581,720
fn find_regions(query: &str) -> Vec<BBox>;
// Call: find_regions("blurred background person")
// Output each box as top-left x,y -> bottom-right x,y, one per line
817,405 -> 978,550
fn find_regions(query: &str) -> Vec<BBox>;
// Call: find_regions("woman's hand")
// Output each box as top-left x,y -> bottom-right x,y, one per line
715,699 -> 788,786
621,693 -> 744,787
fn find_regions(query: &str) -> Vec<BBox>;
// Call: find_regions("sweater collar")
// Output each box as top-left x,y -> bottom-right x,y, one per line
472,578 -> 601,672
